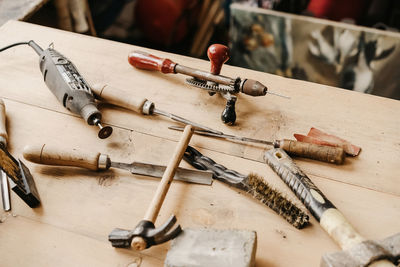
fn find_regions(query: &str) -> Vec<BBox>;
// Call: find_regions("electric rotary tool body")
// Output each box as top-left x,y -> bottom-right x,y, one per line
0,41 -> 112,139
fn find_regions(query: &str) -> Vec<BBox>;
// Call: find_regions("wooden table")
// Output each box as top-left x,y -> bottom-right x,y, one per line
0,21 -> 399,267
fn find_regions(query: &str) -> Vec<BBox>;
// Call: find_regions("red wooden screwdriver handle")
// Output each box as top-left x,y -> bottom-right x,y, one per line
207,44 -> 229,75
128,51 -> 176,74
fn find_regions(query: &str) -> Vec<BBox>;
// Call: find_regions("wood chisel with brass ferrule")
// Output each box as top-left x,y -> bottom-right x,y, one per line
23,144 -> 212,185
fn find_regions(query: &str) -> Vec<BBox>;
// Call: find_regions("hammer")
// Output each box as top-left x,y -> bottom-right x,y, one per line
109,124 -> 194,250
265,148 -> 400,267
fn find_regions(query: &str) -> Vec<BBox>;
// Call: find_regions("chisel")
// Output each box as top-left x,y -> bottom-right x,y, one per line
23,144 -> 212,185
169,125 -> 345,164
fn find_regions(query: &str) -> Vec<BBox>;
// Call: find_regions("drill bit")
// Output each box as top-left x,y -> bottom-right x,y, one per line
183,146 -> 309,229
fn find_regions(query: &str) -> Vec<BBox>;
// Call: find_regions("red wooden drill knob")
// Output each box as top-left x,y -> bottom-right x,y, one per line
207,44 -> 229,75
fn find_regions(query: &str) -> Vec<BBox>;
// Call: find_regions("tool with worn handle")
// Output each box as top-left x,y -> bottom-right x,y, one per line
109,125 -> 194,250
0,41 -> 112,139
128,44 -> 288,125
183,146 -> 309,229
91,83 -> 222,135
264,148 -> 400,267
23,144 -> 212,185
0,99 -> 11,211
170,125 -> 345,164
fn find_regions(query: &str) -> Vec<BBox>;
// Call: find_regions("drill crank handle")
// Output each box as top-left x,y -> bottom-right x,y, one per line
23,144 -> 110,171
128,51 -> 177,74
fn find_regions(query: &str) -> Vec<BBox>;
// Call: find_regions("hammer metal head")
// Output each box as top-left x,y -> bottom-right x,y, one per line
108,215 -> 182,249
0,145 -> 40,208
321,232 -> 400,267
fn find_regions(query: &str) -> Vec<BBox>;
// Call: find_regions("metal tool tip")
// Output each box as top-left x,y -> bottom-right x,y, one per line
268,91 -> 291,99
98,125 -> 113,139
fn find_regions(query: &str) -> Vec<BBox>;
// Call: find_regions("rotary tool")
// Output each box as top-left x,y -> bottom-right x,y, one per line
0,40 -> 112,139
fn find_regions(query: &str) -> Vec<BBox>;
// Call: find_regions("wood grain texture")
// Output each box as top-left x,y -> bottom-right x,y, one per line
0,21 -> 399,267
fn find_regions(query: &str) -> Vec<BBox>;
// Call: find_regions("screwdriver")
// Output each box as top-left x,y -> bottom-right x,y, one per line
168,125 -> 345,164
91,83 -> 223,135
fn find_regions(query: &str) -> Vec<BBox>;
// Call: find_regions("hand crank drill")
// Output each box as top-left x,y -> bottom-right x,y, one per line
109,125 -> 194,250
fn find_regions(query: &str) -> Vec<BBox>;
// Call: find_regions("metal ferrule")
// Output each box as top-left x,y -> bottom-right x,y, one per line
98,154 -> 111,170
142,100 -> 155,115
175,65 -> 235,86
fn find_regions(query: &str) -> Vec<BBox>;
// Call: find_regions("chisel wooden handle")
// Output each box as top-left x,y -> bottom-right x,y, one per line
128,51 -> 177,74
92,83 -> 149,114
23,144 -> 109,171
277,139 -> 345,164
0,99 -> 8,147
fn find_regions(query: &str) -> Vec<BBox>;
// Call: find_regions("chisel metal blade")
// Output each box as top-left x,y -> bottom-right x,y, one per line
110,161 -> 213,185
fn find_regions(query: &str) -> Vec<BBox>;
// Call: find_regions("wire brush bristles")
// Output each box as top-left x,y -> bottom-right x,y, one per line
247,173 -> 309,229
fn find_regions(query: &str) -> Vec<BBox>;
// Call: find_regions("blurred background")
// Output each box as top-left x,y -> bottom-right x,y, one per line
1,0 -> 399,99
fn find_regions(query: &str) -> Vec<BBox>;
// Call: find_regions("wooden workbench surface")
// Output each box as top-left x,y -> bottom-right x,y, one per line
0,21 -> 399,267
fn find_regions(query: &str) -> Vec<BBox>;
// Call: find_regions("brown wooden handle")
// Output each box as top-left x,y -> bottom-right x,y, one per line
0,99 -> 7,147
144,125 -> 194,222
279,139 -> 345,164
92,84 -> 148,114
23,144 -> 107,171
207,44 -> 229,75
128,51 -> 176,74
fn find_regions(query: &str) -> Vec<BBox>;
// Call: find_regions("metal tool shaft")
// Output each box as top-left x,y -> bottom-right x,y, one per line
169,125 -> 273,145
153,108 -> 223,135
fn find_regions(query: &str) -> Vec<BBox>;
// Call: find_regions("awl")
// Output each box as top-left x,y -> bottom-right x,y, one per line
91,83 -> 222,135
169,125 -> 345,164
23,144 -> 212,185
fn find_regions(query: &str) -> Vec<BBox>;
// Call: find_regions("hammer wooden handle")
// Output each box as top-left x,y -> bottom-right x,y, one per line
0,99 -> 8,147
128,51 -> 177,74
23,144 -> 105,171
278,139 -> 345,164
92,84 -> 148,114
132,125 -> 194,251
145,124 -> 194,222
